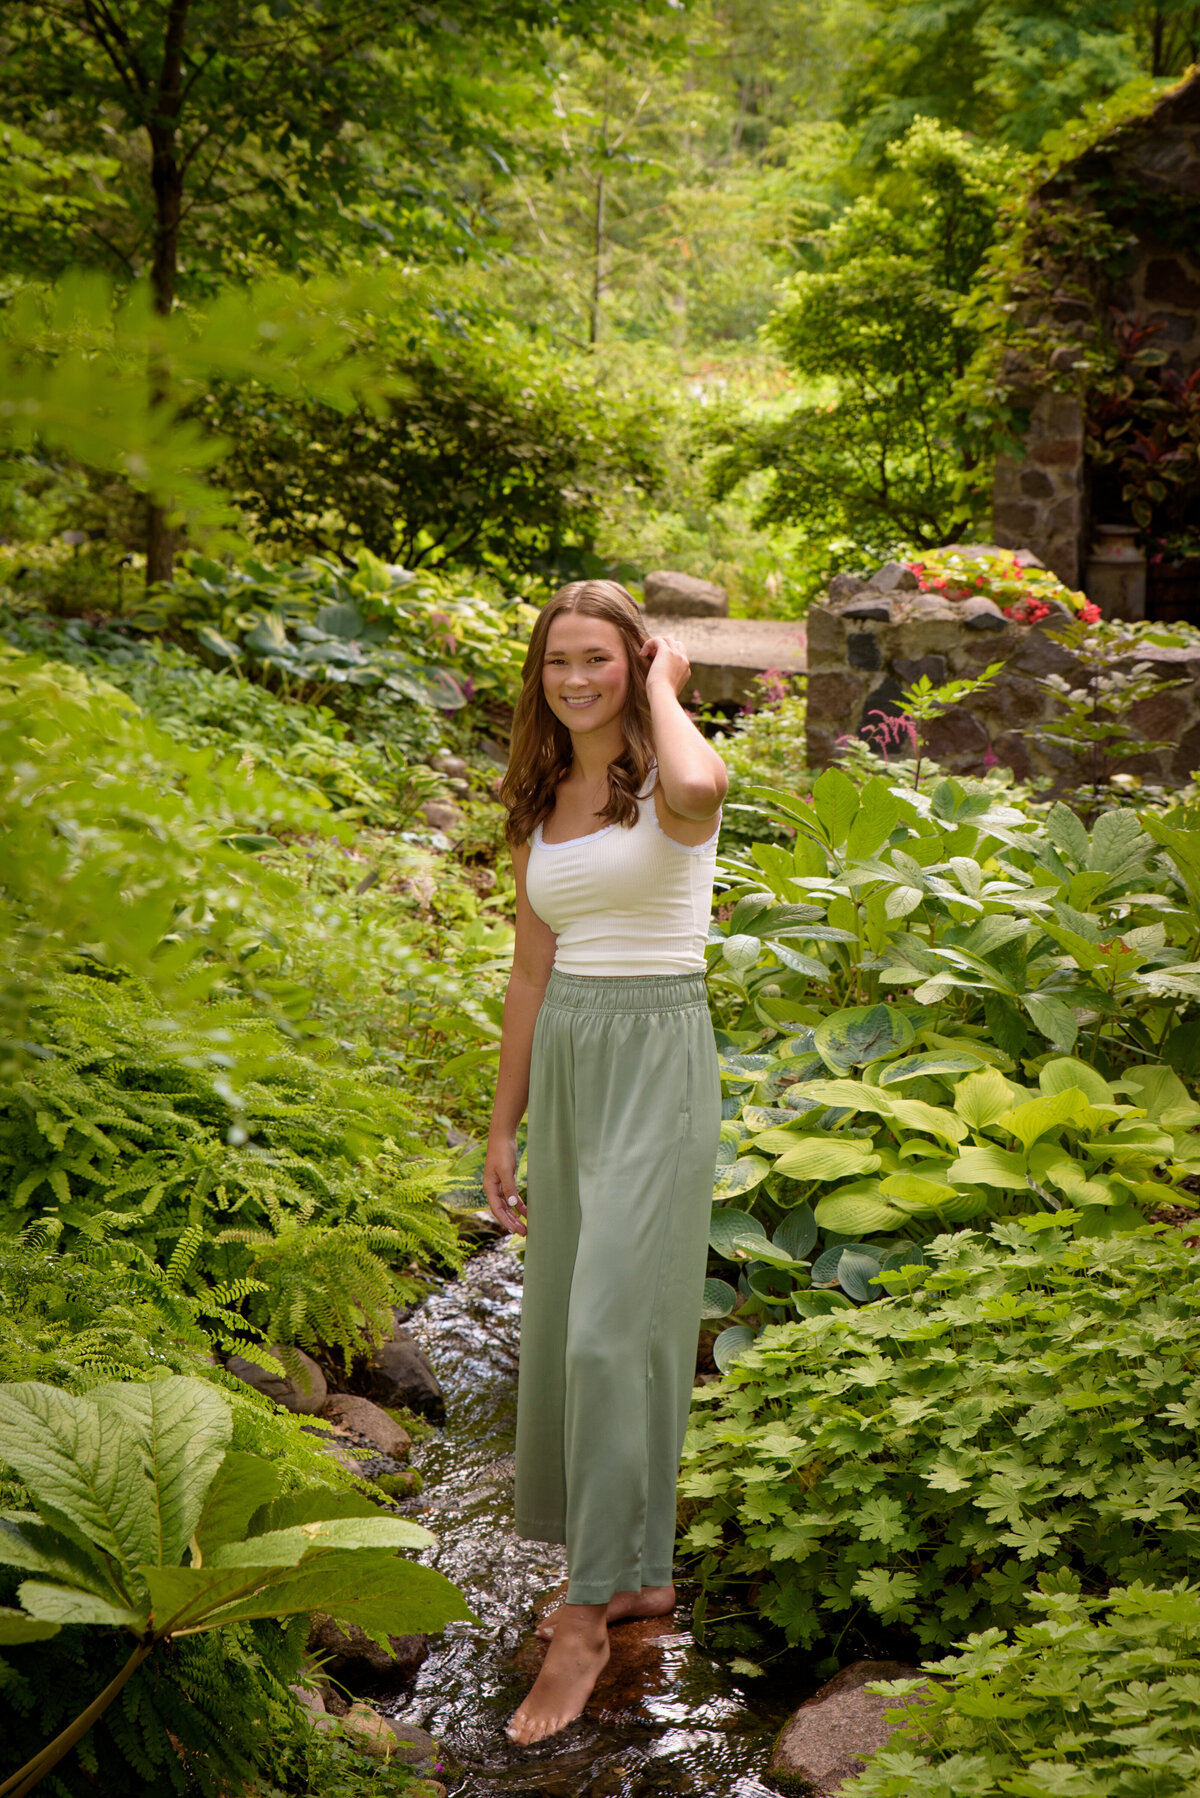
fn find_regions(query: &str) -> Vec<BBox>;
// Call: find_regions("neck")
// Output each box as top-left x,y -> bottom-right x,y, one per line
569,719 -> 625,784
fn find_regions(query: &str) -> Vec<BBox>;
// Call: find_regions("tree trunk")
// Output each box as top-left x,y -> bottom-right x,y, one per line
144,0 -> 191,588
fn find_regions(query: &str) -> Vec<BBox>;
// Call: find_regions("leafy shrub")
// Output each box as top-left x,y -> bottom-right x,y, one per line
680,1223 -> 1200,1650
903,548 -> 1090,622
846,1582 -> 1200,1798
700,767 -> 1200,1340
0,1376 -> 469,1797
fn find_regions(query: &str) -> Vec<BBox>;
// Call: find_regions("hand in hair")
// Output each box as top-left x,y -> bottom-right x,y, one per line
639,633 -> 691,696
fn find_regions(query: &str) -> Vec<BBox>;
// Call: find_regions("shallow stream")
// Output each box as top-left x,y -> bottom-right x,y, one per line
387,1247 -> 808,1798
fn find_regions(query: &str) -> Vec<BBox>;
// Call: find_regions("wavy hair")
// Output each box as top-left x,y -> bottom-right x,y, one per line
501,579 -> 655,847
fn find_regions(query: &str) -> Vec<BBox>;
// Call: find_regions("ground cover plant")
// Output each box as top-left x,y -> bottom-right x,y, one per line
699,762 -> 1200,1352
680,1223 -> 1200,1651
844,1582 -> 1200,1798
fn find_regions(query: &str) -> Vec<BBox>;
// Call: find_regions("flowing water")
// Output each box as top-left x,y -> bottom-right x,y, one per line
387,1246 -> 810,1798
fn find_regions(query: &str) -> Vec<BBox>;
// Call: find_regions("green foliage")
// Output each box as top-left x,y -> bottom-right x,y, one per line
702,766 -> 1200,1333
0,1376 -> 470,1796
160,547 -> 533,719
680,1224 -> 1200,1650
845,1582 -> 1200,1798
703,121 -> 1020,560
206,321 -> 661,581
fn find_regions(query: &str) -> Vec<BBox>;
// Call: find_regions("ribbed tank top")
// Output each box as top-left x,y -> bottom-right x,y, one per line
526,765 -> 719,976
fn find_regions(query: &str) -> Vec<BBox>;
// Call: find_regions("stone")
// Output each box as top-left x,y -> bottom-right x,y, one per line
382,1721 -> 440,1771
641,614 -> 806,706
1172,720 -> 1200,784
846,633 -> 882,671
807,605 -> 847,661
828,572 -> 867,603
307,1615 -> 431,1689
992,730 -> 1033,782
430,752 -> 469,778
362,1323 -> 446,1421
1008,627 -> 1079,680
226,1346 -> 326,1416
984,675 -> 1048,727
319,1394 -> 412,1461
808,672 -> 865,721
892,655 -> 947,686
642,570 -> 729,617
960,596 -> 1007,631
767,1659 -> 931,1795
923,705 -> 990,762
840,599 -> 894,622
903,596 -> 957,623
1130,689 -> 1190,740
290,1682 -> 326,1719
419,801 -> 461,834
867,561 -> 919,593
517,1583 -> 694,1716
1020,468 -> 1055,498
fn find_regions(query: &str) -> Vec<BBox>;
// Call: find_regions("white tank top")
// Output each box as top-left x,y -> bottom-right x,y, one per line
526,765 -> 719,976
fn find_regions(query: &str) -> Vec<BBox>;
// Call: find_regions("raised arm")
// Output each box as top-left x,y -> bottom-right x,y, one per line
483,841 -> 557,1236
641,633 -> 728,822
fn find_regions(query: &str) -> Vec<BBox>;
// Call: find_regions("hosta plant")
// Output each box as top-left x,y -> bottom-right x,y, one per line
680,1223 -> 1200,1651
0,1377 -> 471,1797
845,1582 -> 1200,1798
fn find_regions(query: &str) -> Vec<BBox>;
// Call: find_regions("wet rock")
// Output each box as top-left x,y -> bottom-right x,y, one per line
290,1682 -> 326,1719
382,1720 -> 440,1771
320,1394 -> 412,1461
960,596 -> 1008,631
362,1322 -> 446,1421
642,570 -> 729,617
828,572 -> 867,603
867,561 -> 919,593
516,1583 -> 693,1718
308,1614 -> 430,1690
420,800 -> 461,834
767,1659 -> 931,1794
225,1346 -> 326,1416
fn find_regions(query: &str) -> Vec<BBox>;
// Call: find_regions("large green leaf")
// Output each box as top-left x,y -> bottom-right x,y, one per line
0,1606 -> 61,1644
198,1549 -> 475,1641
206,1515 -> 434,1570
814,1192 -> 905,1235
193,1452 -> 282,1558
700,1278 -> 739,1320
710,1208 -> 771,1260
837,1249 -> 885,1303
773,1138 -> 881,1183
846,778 -> 901,860
880,1051 -> 984,1086
0,1385 -> 153,1580
246,1489 -> 382,1537
879,1172 -> 956,1215
814,1005 -> 915,1074
997,1089 -> 1089,1154
91,1378 -> 231,1569
948,1146 -> 1029,1189
1038,1057 -> 1115,1108
17,1581 -> 146,1631
810,766 -> 860,848
1121,1063 -> 1200,1126
713,1155 -> 772,1201
886,1098 -> 967,1146
1023,993 -> 1078,1051
953,1067 -> 1015,1131
773,1204 -> 818,1262
712,1326 -> 756,1373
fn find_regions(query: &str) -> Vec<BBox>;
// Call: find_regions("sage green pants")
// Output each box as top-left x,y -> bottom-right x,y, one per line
514,970 -> 721,1605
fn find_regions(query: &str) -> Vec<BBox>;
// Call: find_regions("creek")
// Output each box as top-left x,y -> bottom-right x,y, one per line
386,1245 -> 809,1797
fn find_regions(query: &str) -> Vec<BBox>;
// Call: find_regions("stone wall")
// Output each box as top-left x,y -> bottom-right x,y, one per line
807,562 -> 1200,786
990,70 -> 1200,588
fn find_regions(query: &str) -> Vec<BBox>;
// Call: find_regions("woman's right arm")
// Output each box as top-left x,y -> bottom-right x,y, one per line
483,841 -> 556,1236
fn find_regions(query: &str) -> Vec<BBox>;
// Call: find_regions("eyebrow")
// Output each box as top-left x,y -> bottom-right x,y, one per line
544,644 -> 616,656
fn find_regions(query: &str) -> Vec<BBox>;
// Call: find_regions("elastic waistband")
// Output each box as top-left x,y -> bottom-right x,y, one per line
542,969 -> 710,1015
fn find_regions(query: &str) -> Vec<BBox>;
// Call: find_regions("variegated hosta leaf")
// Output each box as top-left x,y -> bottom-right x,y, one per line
713,1156 -> 771,1201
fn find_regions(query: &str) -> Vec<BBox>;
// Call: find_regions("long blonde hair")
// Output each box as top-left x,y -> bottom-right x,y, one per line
501,580 -> 655,848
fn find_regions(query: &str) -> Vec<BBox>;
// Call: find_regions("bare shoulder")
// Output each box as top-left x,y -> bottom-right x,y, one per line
650,779 -> 722,849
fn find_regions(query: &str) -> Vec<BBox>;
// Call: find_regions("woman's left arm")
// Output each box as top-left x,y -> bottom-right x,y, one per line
641,633 -> 728,820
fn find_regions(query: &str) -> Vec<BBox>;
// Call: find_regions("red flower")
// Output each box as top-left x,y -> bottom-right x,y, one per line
1079,602 -> 1101,623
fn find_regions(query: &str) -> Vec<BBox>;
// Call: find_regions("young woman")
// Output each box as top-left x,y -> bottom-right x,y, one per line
483,579 -> 727,1745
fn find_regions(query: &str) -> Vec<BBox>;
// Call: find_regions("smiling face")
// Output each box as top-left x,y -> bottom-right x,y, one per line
541,612 -> 631,736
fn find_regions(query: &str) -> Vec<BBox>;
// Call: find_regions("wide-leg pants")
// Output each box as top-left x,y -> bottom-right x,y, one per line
514,969 -> 721,1605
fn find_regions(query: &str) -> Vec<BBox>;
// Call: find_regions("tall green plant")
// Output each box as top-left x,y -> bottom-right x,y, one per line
0,1377 -> 471,1798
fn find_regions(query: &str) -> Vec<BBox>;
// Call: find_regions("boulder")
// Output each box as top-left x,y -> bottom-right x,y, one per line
642,570 -> 729,618
960,596 -> 1007,631
419,800 -> 461,834
840,598 -> 893,623
289,1682 -> 326,1719
866,561 -> 919,593
767,1659 -> 932,1794
308,1614 -> 430,1690
516,1582 -> 691,1716
319,1394 -> 412,1461
380,1721 -> 440,1771
828,572 -> 867,603
225,1346 -> 326,1416
362,1323 -> 446,1422
430,752 -> 468,778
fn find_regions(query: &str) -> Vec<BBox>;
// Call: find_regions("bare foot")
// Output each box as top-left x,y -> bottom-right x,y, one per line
536,1583 -> 675,1641
507,1604 -> 610,1745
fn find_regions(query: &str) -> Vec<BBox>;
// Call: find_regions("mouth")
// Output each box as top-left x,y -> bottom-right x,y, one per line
563,694 -> 601,709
